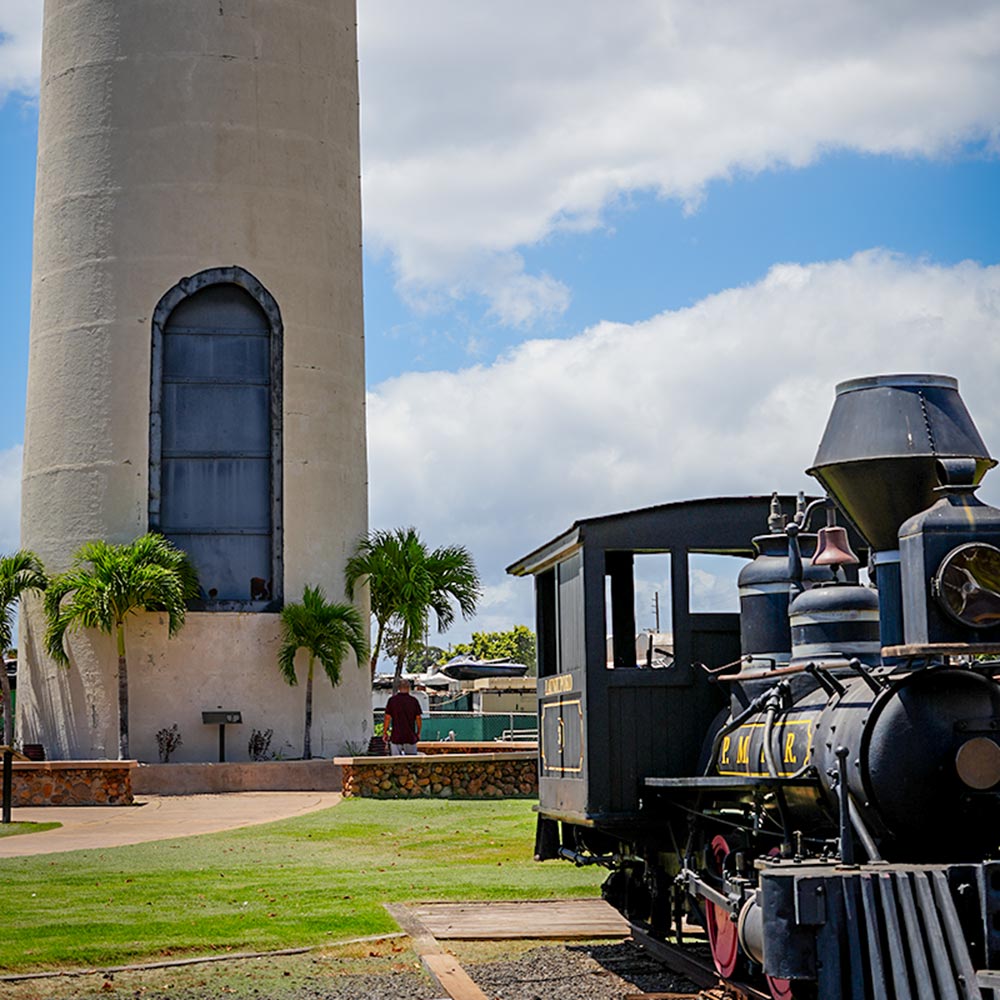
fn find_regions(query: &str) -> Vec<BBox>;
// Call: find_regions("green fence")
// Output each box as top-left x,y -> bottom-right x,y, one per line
375,711 -> 537,742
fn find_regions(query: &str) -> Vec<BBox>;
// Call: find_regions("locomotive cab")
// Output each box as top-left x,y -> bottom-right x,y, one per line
508,495 -> 808,838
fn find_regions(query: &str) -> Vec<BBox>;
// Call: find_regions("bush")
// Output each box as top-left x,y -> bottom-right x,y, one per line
248,728 -> 274,761
155,724 -> 182,763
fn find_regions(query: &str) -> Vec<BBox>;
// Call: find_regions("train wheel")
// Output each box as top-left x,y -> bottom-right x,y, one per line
767,976 -> 793,999
762,847 -> 793,1000
705,834 -> 740,977
771,981 -> 817,1000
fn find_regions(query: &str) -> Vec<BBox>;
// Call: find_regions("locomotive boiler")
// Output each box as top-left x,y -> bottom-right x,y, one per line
508,374 -> 1000,1000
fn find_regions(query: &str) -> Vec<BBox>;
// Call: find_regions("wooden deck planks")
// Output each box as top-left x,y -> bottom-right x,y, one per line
386,898 -> 630,1000
407,898 -> 631,939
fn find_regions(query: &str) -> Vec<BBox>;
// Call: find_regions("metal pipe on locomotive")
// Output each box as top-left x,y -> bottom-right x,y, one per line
508,374 -> 1000,1000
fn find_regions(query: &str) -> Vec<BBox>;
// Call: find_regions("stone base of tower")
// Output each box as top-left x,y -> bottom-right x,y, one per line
16,604 -> 371,764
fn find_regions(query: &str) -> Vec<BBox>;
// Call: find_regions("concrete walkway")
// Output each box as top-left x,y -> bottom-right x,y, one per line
0,791 -> 342,858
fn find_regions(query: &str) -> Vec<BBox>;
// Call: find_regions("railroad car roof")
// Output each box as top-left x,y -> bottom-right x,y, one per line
506,493 -> 816,577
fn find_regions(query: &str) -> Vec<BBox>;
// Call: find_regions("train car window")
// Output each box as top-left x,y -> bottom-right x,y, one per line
633,553 -> 672,631
687,553 -> 743,613
604,573 -> 614,667
633,553 -> 672,667
605,551 -> 636,668
535,568 -> 558,677
557,552 -> 585,673
604,552 -> 673,668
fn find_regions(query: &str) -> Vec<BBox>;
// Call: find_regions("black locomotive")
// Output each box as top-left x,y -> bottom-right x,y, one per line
508,374 -> 1000,1000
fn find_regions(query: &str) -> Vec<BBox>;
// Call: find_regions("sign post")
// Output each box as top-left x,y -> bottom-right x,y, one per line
201,711 -> 243,763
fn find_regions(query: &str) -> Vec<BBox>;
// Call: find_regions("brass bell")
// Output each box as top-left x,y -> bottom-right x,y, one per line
812,525 -> 859,567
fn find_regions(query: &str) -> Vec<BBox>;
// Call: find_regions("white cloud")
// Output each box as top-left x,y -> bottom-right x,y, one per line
0,1 -> 42,102
8,4 -> 998,323
0,444 -> 22,553
369,251 -> 1000,643
360,1 -> 1000,321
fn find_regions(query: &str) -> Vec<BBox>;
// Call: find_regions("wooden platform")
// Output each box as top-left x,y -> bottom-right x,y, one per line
386,898 -> 631,1000
401,898 -> 630,940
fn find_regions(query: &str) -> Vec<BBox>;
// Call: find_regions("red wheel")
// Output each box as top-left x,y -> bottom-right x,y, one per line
761,847 -> 793,999
767,975 -> 793,1000
705,835 -> 739,977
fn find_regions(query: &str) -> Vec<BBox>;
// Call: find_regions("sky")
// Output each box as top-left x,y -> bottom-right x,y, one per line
1,2 -> 1000,651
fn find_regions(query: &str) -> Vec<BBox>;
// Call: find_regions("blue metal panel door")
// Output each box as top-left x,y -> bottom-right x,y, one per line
158,283 -> 273,603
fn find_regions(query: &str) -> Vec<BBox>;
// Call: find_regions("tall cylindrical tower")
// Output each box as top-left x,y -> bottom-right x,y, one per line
20,0 -> 369,761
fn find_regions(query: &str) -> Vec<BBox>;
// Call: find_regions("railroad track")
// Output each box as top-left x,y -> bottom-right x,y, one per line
629,922 -> 771,1000
626,990 -> 758,1000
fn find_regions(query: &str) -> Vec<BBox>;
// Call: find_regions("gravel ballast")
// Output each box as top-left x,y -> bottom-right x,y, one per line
463,940 -> 700,1000
1,939 -> 701,999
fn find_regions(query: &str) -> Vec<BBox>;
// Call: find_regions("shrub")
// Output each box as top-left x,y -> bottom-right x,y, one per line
155,724 -> 182,763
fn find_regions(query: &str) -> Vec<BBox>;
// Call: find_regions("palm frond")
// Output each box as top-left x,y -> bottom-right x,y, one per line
426,544 -> 480,632
278,585 -> 368,690
0,550 -> 48,604
277,635 -> 300,686
345,527 -> 479,664
43,534 -> 197,661
0,604 -> 15,655
44,569 -> 108,664
0,550 -> 48,651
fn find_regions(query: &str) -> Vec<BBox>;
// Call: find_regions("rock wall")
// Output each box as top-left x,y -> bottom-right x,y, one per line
9,761 -> 135,806
336,752 -> 537,799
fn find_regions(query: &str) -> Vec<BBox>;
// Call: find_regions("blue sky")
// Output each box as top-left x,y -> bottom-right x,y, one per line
366,147 -> 1000,383
0,94 -> 35,450
2,2 -> 1000,642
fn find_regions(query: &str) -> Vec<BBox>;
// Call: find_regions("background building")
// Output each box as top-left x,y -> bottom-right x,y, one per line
18,0 -> 369,762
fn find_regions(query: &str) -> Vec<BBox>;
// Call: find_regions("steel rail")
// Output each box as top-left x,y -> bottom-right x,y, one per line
629,922 -> 772,1000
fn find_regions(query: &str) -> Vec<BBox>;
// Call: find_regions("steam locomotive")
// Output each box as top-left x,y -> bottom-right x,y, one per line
508,374 -> 1000,1000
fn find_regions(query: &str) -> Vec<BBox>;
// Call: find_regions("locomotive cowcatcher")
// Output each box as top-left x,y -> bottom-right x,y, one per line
508,374 -> 1000,1000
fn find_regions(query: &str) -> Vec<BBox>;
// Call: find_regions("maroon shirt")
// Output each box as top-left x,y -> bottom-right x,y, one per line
385,691 -> 422,745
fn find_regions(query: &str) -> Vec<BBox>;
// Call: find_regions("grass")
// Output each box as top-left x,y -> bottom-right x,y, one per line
0,821 -> 60,839
0,798 -> 605,974
2,939 -> 434,1000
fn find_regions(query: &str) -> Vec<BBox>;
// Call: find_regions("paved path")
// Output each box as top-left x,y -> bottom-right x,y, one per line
0,791 -> 342,857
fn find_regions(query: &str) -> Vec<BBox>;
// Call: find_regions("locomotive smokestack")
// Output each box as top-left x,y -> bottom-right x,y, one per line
807,374 -> 994,648
808,374 -> 993,551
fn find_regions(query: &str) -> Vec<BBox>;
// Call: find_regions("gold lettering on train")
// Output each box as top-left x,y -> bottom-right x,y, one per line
716,720 -> 812,777
545,674 -> 574,695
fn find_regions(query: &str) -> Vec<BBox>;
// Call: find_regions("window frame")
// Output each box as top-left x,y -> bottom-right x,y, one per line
149,266 -> 283,611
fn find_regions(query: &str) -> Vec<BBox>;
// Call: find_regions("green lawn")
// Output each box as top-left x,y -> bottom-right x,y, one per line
0,798 -> 605,973
0,821 -> 60,839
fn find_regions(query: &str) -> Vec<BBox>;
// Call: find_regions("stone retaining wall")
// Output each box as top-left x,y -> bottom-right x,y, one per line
10,760 -> 136,806
335,751 -> 537,799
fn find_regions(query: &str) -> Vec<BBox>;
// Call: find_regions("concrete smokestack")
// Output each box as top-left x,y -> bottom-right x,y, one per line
20,0 -> 369,761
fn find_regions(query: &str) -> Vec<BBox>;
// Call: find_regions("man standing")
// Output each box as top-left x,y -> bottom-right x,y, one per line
384,678 -> 422,755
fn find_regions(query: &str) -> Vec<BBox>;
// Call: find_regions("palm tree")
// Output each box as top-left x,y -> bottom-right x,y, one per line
345,528 -> 410,676
277,585 -> 367,759
0,551 -> 47,745
345,527 -> 480,687
44,534 -> 198,760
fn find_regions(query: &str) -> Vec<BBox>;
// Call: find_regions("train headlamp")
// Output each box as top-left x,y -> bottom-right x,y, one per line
932,542 -> 1000,629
